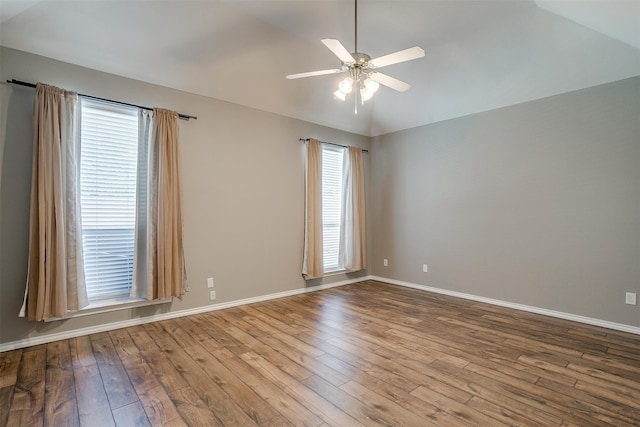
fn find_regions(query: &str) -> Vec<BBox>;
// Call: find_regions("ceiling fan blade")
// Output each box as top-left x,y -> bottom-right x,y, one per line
286,69 -> 344,79
321,39 -> 355,64
369,46 -> 425,68
369,72 -> 411,92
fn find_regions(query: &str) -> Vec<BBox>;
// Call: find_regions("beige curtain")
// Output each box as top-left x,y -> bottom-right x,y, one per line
302,138 -> 323,279
339,146 -> 366,271
20,83 -> 88,321
131,108 -> 187,300
131,110 -> 152,299
0,84 -> 11,190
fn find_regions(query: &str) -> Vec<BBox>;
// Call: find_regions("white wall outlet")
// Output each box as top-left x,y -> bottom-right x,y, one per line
383,259 -> 388,267
423,264 -> 428,273
210,290 -> 216,300
625,292 -> 637,305
207,277 -> 214,288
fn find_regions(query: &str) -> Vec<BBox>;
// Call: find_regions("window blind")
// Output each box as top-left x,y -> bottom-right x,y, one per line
322,145 -> 344,271
80,98 -> 139,301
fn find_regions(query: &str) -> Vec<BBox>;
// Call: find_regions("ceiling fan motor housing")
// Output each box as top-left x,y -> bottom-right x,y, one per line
348,52 -> 371,67
344,52 -> 372,80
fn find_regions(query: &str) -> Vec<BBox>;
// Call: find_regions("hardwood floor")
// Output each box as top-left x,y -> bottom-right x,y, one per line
1,280 -> 639,426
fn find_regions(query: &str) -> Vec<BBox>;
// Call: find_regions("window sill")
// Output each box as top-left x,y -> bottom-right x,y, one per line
44,297 -> 172,322
323,269 -> 348,277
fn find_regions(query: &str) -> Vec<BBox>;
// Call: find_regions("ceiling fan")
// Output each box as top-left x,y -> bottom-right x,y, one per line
286,0 -> 425,109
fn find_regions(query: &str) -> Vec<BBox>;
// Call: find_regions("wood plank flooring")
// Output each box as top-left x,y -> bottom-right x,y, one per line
1,280 -> 639,426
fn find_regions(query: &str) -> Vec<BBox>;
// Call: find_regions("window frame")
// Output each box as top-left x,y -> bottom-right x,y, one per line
321,144 -> 346,273
79,97 -> 141,305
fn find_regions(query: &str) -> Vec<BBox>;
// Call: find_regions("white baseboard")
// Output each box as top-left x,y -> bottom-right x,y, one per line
0,276 -> 372,352
3,274 -> 637,352
370,275 -> 640,336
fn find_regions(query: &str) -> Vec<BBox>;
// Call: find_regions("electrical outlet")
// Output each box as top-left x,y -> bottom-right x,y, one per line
383,259 -> 388,267
209,290 -> 216,300
207,277 -> 214,288
625,292 -> 637,305
423,264 -> 428,273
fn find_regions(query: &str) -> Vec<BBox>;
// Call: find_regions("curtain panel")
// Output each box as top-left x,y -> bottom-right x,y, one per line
20,83 -> 88,321
340,146 -> 366,271
131,108 -> 187,299
302,138 -> 323,279
131,110 -> 152,299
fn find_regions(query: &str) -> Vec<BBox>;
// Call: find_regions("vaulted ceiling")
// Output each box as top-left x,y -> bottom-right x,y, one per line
2,0 -> 639,136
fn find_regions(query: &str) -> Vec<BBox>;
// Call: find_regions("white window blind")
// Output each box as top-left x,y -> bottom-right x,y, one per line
322,145 -> 344,272
80,98 -> 139,302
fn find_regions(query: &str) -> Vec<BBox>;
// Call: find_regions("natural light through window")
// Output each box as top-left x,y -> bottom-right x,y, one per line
80,98 -> 139,302
322,146 -> 344,272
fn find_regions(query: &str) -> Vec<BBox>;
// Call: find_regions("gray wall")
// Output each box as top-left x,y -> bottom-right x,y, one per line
1,46 -> 639,347
0,47 -> 370,346
371,76 -> 640,327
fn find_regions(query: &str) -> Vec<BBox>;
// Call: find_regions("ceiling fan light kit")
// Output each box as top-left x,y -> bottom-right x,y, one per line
360,78 -> 379,102
338,76 -> 354,94
333,89 -> 347,101
286,0 -> 425,110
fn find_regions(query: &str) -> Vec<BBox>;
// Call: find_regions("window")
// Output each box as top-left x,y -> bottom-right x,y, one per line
322,145 -> 345,272
80,98 -> 139,302
302,139 -> 365,279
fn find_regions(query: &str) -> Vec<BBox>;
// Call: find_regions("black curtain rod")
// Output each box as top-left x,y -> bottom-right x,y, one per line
299,138 -> 369,153
6,79 -> 197,121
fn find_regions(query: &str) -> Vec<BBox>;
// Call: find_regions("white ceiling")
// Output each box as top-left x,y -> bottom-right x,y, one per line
1,0 -> 639,136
